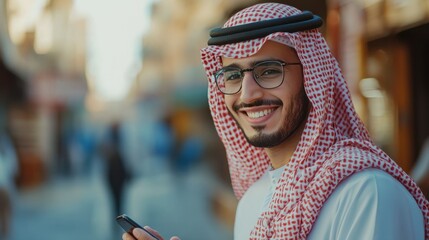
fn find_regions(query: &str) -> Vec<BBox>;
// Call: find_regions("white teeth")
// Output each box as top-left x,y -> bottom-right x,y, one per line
247,109 -> 274,119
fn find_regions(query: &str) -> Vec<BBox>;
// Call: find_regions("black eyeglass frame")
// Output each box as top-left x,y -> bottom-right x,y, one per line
214,60 -> 301,95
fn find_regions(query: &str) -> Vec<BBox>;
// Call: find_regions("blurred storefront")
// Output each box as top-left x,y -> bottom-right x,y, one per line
331,0 -> 429,173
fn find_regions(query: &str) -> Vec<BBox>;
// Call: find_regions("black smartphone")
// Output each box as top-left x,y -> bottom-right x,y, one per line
116,214 -> 160,240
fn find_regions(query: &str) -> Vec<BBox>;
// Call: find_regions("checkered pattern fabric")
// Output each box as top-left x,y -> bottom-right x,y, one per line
200,3 -> 429,239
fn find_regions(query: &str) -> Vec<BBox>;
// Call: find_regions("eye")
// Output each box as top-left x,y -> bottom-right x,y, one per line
223,71 -> 242,81
261,68 -> 282,76
256,66 -> 282,79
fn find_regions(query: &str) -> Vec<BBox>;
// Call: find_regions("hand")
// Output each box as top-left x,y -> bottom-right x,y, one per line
122,226 -> 181,240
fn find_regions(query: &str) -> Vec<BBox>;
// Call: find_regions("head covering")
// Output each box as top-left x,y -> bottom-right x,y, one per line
200,3 -> 429,239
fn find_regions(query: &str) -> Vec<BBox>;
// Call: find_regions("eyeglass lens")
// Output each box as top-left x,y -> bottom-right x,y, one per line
215,61 -> 284,94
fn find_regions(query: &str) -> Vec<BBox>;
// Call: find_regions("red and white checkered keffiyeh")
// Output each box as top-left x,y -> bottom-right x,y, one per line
200,3 -> 429,239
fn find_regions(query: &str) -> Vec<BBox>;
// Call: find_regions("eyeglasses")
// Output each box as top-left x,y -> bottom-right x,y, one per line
214,60 -> 301,95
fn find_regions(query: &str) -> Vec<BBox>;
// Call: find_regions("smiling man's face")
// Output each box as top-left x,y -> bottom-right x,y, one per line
222,41 -> 309,148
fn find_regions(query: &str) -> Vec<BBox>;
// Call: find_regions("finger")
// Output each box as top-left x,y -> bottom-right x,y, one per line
170,236 -> 181,240
122,232 -> 136,240
133,227 -> 163,240
143,226 -> 163,238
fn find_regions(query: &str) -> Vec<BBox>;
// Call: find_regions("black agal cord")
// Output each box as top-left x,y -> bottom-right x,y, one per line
208,11 -> 323,46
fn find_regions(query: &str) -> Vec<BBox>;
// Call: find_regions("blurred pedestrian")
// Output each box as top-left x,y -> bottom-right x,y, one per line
0,130 -> 18,239
151,114 -> 175,174
123,3 -> 429,240
102,122 -> 130,218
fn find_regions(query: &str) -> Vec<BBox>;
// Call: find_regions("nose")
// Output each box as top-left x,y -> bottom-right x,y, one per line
239,72 -> 263,103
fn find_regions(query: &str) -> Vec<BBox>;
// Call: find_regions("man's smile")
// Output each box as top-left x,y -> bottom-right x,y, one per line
233,99 -> 282,124
237,106 -> 279,126
246,108 -> 276,119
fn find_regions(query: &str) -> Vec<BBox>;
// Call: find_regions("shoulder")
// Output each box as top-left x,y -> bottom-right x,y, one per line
336,168 -> 407,196
329,168 -> 420,214
308,168 -> 425,240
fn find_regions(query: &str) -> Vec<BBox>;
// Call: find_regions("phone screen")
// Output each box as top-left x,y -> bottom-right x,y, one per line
116,214 -> 160,240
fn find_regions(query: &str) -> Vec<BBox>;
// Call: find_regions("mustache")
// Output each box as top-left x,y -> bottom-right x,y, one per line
233,99 -> 283,111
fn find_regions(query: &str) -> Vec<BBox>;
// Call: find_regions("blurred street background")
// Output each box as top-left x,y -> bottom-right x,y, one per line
0,0 -> 429,239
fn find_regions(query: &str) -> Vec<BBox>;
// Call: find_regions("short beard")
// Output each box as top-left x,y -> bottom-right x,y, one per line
229,87 -> 309,148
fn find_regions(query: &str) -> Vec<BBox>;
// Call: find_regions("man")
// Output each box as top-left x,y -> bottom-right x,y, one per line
123,3 -> 429,240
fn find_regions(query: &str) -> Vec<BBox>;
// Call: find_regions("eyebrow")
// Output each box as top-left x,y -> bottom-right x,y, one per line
222,58 -> 283,69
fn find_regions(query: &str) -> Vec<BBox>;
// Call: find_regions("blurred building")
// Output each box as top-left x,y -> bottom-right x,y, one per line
0,0 -> 87,186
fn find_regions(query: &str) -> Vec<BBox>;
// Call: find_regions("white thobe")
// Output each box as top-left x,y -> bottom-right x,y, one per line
234,168 -> 425,240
